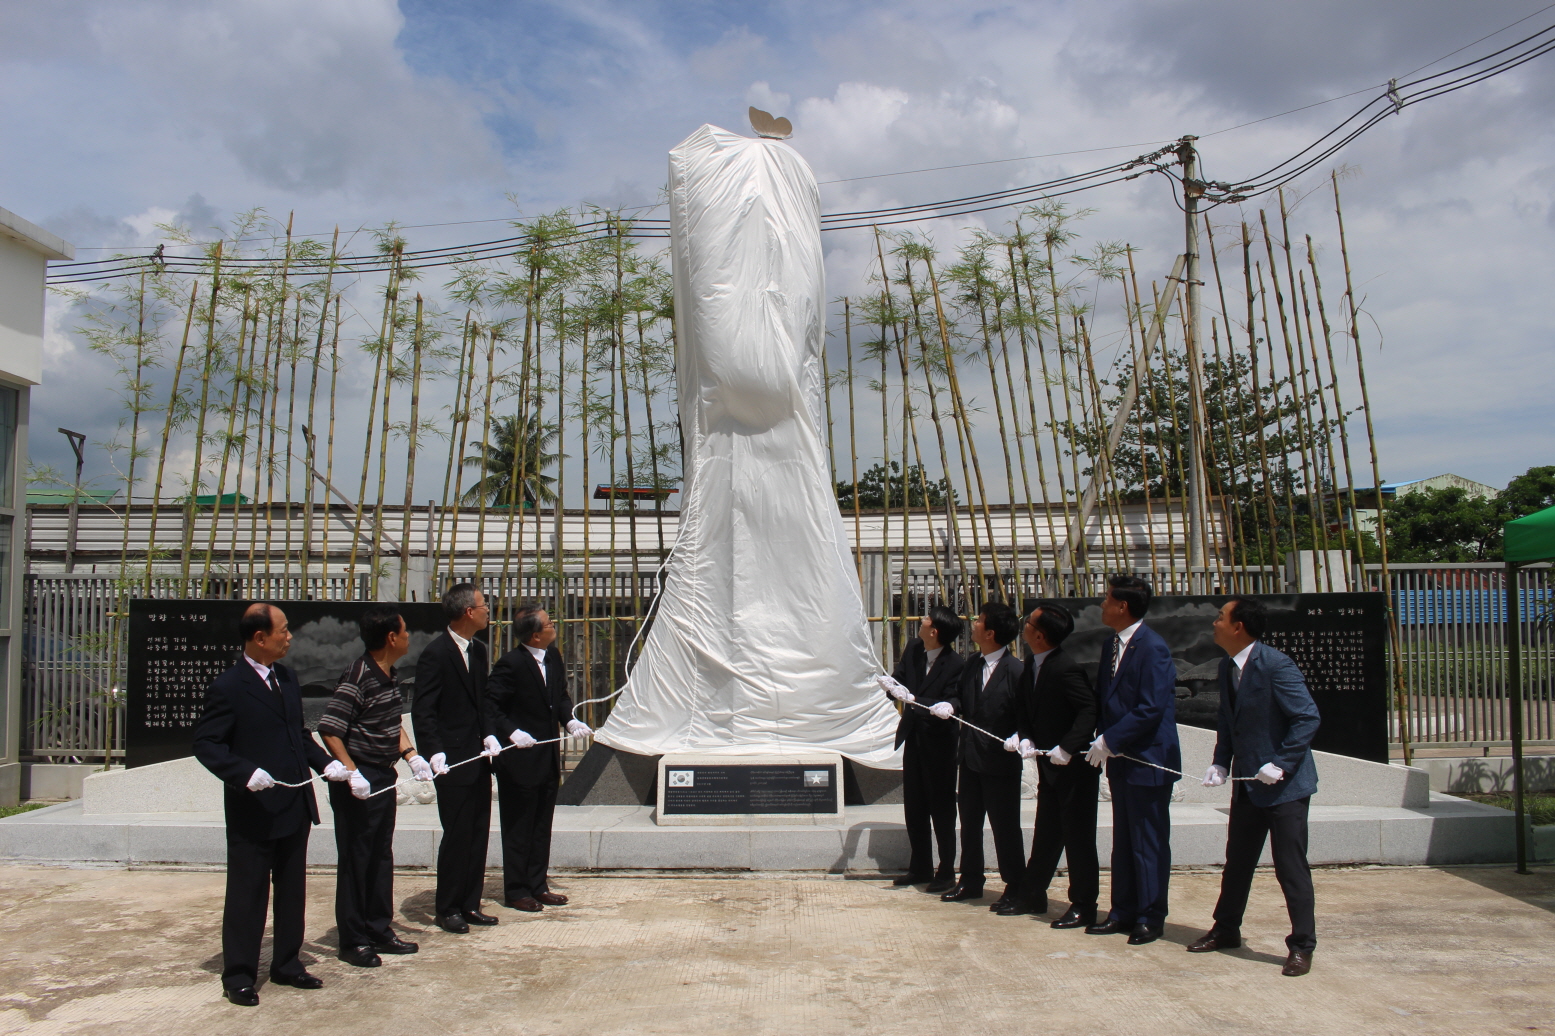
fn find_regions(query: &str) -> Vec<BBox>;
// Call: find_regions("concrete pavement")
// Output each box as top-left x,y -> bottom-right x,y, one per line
0,864 -> 1552,1035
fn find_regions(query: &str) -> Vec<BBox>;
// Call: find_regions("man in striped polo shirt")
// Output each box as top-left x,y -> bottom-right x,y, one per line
318,605 -> 434,968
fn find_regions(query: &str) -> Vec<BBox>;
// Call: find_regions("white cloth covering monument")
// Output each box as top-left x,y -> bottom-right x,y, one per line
594,123 -> 901,768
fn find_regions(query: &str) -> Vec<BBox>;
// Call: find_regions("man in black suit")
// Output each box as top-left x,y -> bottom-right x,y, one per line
193,602 -> 344,1007
1084,575 -> 1182,946
1188,596 -> 1321,977
486,604 -> 591,912
997,602 -> 1100,926
413,583 -> 502,935
880,605 -> 966,893
941,601 -> 1026,910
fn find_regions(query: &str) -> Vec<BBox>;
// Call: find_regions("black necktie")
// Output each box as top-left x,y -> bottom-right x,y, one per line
1111,636 -> 1124,675
1232,664 -> 1243,691
267,671 -> 282,695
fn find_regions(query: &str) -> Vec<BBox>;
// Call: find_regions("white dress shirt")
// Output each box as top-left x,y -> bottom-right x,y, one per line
526,643 -> 548,683
448,627 -> 471,669
244,653 -> 274,687
980,645 -> 1007,687
925,645 -> 944,666
1028,647 -> 1055,674
1230,641 -> 1256,673
1112,620 -> 1143,674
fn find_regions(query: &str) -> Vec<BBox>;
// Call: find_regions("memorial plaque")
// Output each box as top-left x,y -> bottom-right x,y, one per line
655,753 -> 844,823
1024,593 -> 1389,763
126,599 -> 453,768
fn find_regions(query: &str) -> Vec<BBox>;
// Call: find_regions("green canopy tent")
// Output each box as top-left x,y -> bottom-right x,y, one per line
1505,504 -> 1555,873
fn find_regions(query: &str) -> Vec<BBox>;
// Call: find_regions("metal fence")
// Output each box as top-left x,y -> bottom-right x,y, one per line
1359,563 -> 1555,748
25,560 -> 1551,764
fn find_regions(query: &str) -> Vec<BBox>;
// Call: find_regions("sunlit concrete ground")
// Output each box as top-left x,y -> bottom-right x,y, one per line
1,863 -> 1553,1035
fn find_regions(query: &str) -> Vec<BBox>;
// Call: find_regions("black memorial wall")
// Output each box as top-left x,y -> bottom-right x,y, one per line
126,599 -> 454,768
1024,593 -> 1388,763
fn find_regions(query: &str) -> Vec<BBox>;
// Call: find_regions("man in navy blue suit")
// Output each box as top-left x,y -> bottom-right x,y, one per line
1188,596 -> 1321,977
1083,575 -> 1181,945
193,603 -> 345,1006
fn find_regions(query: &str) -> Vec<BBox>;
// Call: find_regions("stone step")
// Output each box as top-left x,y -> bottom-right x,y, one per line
0,795 -> 1537,870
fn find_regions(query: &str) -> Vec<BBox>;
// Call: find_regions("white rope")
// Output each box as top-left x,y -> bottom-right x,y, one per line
895,688 -> 1258,781
567,533 -> 683,721
272,734 -> 573,800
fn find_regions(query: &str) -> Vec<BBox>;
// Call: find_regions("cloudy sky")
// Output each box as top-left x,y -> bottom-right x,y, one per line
4,0 -> 1553,497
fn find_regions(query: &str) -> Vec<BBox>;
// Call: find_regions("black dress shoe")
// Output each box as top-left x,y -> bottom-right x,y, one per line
462,910 -> 499,926
924,876 -> 956,894
269,971 -> 323,989
338,945 -> 382,968
372,933 -> 419,955
223,986 -> 259,1007
892,873 -> 931,887
438,913 -> 470,934
1085,917 -> 1131,935
940,884 -> 983,902
995,897 -> 1048,917
1127,923 -> 1163,945
1051,906 -> 1096,929
1187,930 -> 1241,952
1282,949 -> 1313,976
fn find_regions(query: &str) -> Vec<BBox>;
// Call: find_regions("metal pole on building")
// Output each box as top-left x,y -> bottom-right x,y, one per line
59,428 -> 86,574
1507,559 -> 1528,874
1178,139 -> 1210,575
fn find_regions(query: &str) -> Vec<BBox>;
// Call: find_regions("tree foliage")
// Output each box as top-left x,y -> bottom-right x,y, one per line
835,461 -> 951,510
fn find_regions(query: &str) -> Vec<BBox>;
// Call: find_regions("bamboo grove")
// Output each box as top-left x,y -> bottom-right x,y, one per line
45,175 -> 1389,713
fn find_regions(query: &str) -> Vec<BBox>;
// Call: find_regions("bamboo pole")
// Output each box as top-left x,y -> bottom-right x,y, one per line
1334,175 -> 1411,763
143,281 -> 200,594
323,296 -> 342,593
398,294 -> 425,601
1305,235 -> 1366,566
180,242 -> 223,595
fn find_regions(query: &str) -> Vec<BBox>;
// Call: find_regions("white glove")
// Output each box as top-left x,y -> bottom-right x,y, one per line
566,719 -> 592,740
347,769 -> 372,799
246,768 -> 276,792
481,735 -> 502,758
1084,735 -> 1112,768
1018,738 -> 1039,760
408,754 -> 434,782
1048,745 -> 1071,766
429,752 -> 450,776
877,675 -> 914,702
1256,762 -> 1284,785
1202,764 -> 1228,787
509,729 -> 537,749
323,760 -> 349,782
928,702 -> 954,720
1003,734 -> 1021,753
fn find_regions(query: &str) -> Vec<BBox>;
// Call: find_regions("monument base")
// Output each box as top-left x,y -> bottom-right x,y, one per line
655,752 -> 844,826
560,743 -> 905,806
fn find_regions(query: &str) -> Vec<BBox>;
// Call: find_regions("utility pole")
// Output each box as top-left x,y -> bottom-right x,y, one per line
59,428 -> 87,574
1178,137 -> 1210,574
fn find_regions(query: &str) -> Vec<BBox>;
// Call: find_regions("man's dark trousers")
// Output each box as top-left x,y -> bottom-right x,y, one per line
222,824 -> 309,987
330,761 -> 398,947
495,770 -> 559,901
434,762 -> 492,917
1213,783 -> 1316,952
1020,758 -> 1100,910
1109,781 -> 1172,926
956,765 -> 1025,894
902,736 -> 958,878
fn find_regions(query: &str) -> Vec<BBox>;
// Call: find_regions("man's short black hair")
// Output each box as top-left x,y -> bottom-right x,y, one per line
980,601 -> 1021,647
512,603 -> 548,645
925,605 -> 964,647
443,582 -> 480,623
1028,601 -> 1074,646
1106,575 -> 1154,620
239,603 -> 274,643
1227,596 -> 1268,639
360,606 -> 404,652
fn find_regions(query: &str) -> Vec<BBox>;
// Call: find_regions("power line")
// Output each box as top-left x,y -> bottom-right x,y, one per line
47,16 -> 1555,285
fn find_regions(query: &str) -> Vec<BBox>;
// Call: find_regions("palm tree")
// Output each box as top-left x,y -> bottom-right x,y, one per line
461,413 -> 559,507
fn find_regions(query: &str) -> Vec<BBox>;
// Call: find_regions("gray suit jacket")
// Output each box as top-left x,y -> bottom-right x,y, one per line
1212,642 -> 1321,807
